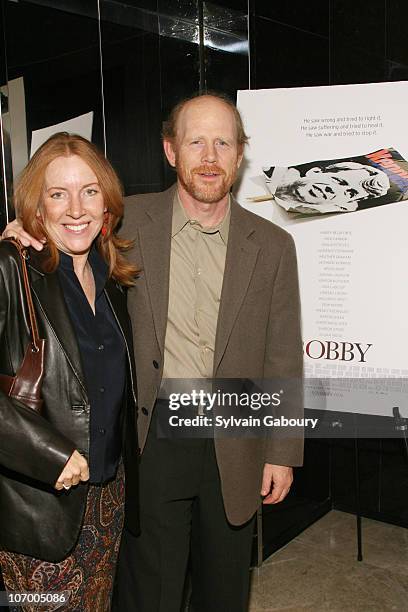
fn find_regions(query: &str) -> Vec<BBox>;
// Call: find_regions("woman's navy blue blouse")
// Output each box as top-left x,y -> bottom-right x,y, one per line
58,247 -> 126,484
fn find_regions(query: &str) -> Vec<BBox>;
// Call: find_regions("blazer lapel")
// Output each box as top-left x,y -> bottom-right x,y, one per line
214,201 -> 260,373
137,190 -> 173,354
28,257 -> 87,395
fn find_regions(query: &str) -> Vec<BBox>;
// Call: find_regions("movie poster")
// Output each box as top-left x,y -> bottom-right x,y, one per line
235,82 -> 408,417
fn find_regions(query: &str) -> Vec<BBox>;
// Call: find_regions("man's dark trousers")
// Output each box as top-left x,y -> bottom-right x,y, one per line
114,401 -> 255,612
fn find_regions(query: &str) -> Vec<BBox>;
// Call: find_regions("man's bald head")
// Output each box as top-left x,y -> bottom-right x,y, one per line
162,92 -> 249,152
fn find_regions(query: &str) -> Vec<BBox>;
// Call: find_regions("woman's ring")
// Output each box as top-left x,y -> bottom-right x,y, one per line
62,484 -> 71,490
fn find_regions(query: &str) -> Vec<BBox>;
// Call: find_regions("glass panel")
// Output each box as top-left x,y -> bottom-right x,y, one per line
99,0 -> 200,194
3,0 -> 102,186
203,1 -> 249,98
252,15 -> 330,89
255,0 -> 329,36
158,0 -> 200,187
100,0 -> 163,194
158,0 -> 200,111
331,0 -> 386,85
0,87 -> 13,230
0,1 -> 13,230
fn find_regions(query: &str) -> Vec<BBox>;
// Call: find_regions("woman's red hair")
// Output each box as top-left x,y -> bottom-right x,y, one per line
14,132 -> 137,286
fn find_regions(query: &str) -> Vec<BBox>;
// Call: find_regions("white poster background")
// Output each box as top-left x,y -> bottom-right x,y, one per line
235,83 -> 408,416
30,111 -> 94,158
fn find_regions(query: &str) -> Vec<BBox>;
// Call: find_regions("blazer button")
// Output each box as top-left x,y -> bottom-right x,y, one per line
153,360 -> 159,369
141,407 -> 148,416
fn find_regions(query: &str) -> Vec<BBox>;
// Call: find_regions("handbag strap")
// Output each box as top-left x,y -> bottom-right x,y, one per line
8,238 -> 41,352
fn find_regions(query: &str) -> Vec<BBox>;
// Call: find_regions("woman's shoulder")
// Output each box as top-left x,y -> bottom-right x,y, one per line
0,242 -> 29,296
0,241 -> 50,286
0,241 -> 25,296
0,240 -> 43,278
0,239 -> 22,269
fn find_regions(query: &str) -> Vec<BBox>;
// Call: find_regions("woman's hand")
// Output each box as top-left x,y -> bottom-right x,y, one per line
54,450 -> 90,490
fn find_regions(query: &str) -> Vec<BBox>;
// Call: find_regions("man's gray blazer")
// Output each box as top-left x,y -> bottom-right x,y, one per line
121,185 -> 303,525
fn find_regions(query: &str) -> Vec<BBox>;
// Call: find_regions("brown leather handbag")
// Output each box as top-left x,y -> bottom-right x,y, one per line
0,239 -> 45,412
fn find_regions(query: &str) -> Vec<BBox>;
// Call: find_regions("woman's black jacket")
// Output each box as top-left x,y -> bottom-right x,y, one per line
0,241 -> 139,562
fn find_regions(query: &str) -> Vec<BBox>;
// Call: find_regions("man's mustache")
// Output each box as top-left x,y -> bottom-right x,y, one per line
193,165 -> 226,176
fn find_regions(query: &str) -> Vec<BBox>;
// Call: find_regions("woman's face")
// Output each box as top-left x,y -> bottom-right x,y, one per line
40,154 -> 105,257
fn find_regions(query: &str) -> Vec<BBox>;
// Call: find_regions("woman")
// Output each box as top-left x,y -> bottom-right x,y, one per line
0,132 -> 139,611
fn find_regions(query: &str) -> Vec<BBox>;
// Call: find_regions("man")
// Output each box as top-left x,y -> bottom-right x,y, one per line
115,93 -> 304,612
3,93 -> 303,612
263,161 -> 390,214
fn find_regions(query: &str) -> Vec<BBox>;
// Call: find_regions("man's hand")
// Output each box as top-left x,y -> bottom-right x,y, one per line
55,450 -> 90,491
261,463 -> 293,504
1,218 -> 45,250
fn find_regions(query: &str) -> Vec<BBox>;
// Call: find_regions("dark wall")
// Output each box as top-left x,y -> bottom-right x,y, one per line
1,0 -> 408,212
252,0 -> 408,88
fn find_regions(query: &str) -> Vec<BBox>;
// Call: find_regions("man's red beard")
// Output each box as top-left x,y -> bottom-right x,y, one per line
176,162 -> 237,204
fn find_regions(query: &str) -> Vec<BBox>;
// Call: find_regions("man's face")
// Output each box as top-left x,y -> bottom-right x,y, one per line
283,167 -> 378,210
164,97 -> 243,204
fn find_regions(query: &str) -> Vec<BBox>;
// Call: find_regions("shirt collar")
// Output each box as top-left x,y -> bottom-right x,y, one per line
172,192 -> 189,237
172,192 -> 230,245
58,244 -> 109,299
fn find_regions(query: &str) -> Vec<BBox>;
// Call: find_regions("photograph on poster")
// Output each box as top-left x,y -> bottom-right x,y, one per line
260,148 -> 408,217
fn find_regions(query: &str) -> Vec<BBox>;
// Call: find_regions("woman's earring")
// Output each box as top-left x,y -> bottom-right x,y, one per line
101,211 -> 109,237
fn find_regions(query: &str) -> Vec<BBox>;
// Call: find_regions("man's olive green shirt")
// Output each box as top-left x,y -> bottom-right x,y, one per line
162,193 -> 230,385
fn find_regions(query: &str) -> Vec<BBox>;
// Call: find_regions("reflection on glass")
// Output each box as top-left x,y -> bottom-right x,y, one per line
204,2 -> 248,55
1,0 -> 251,207
203,2 -> 249,98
